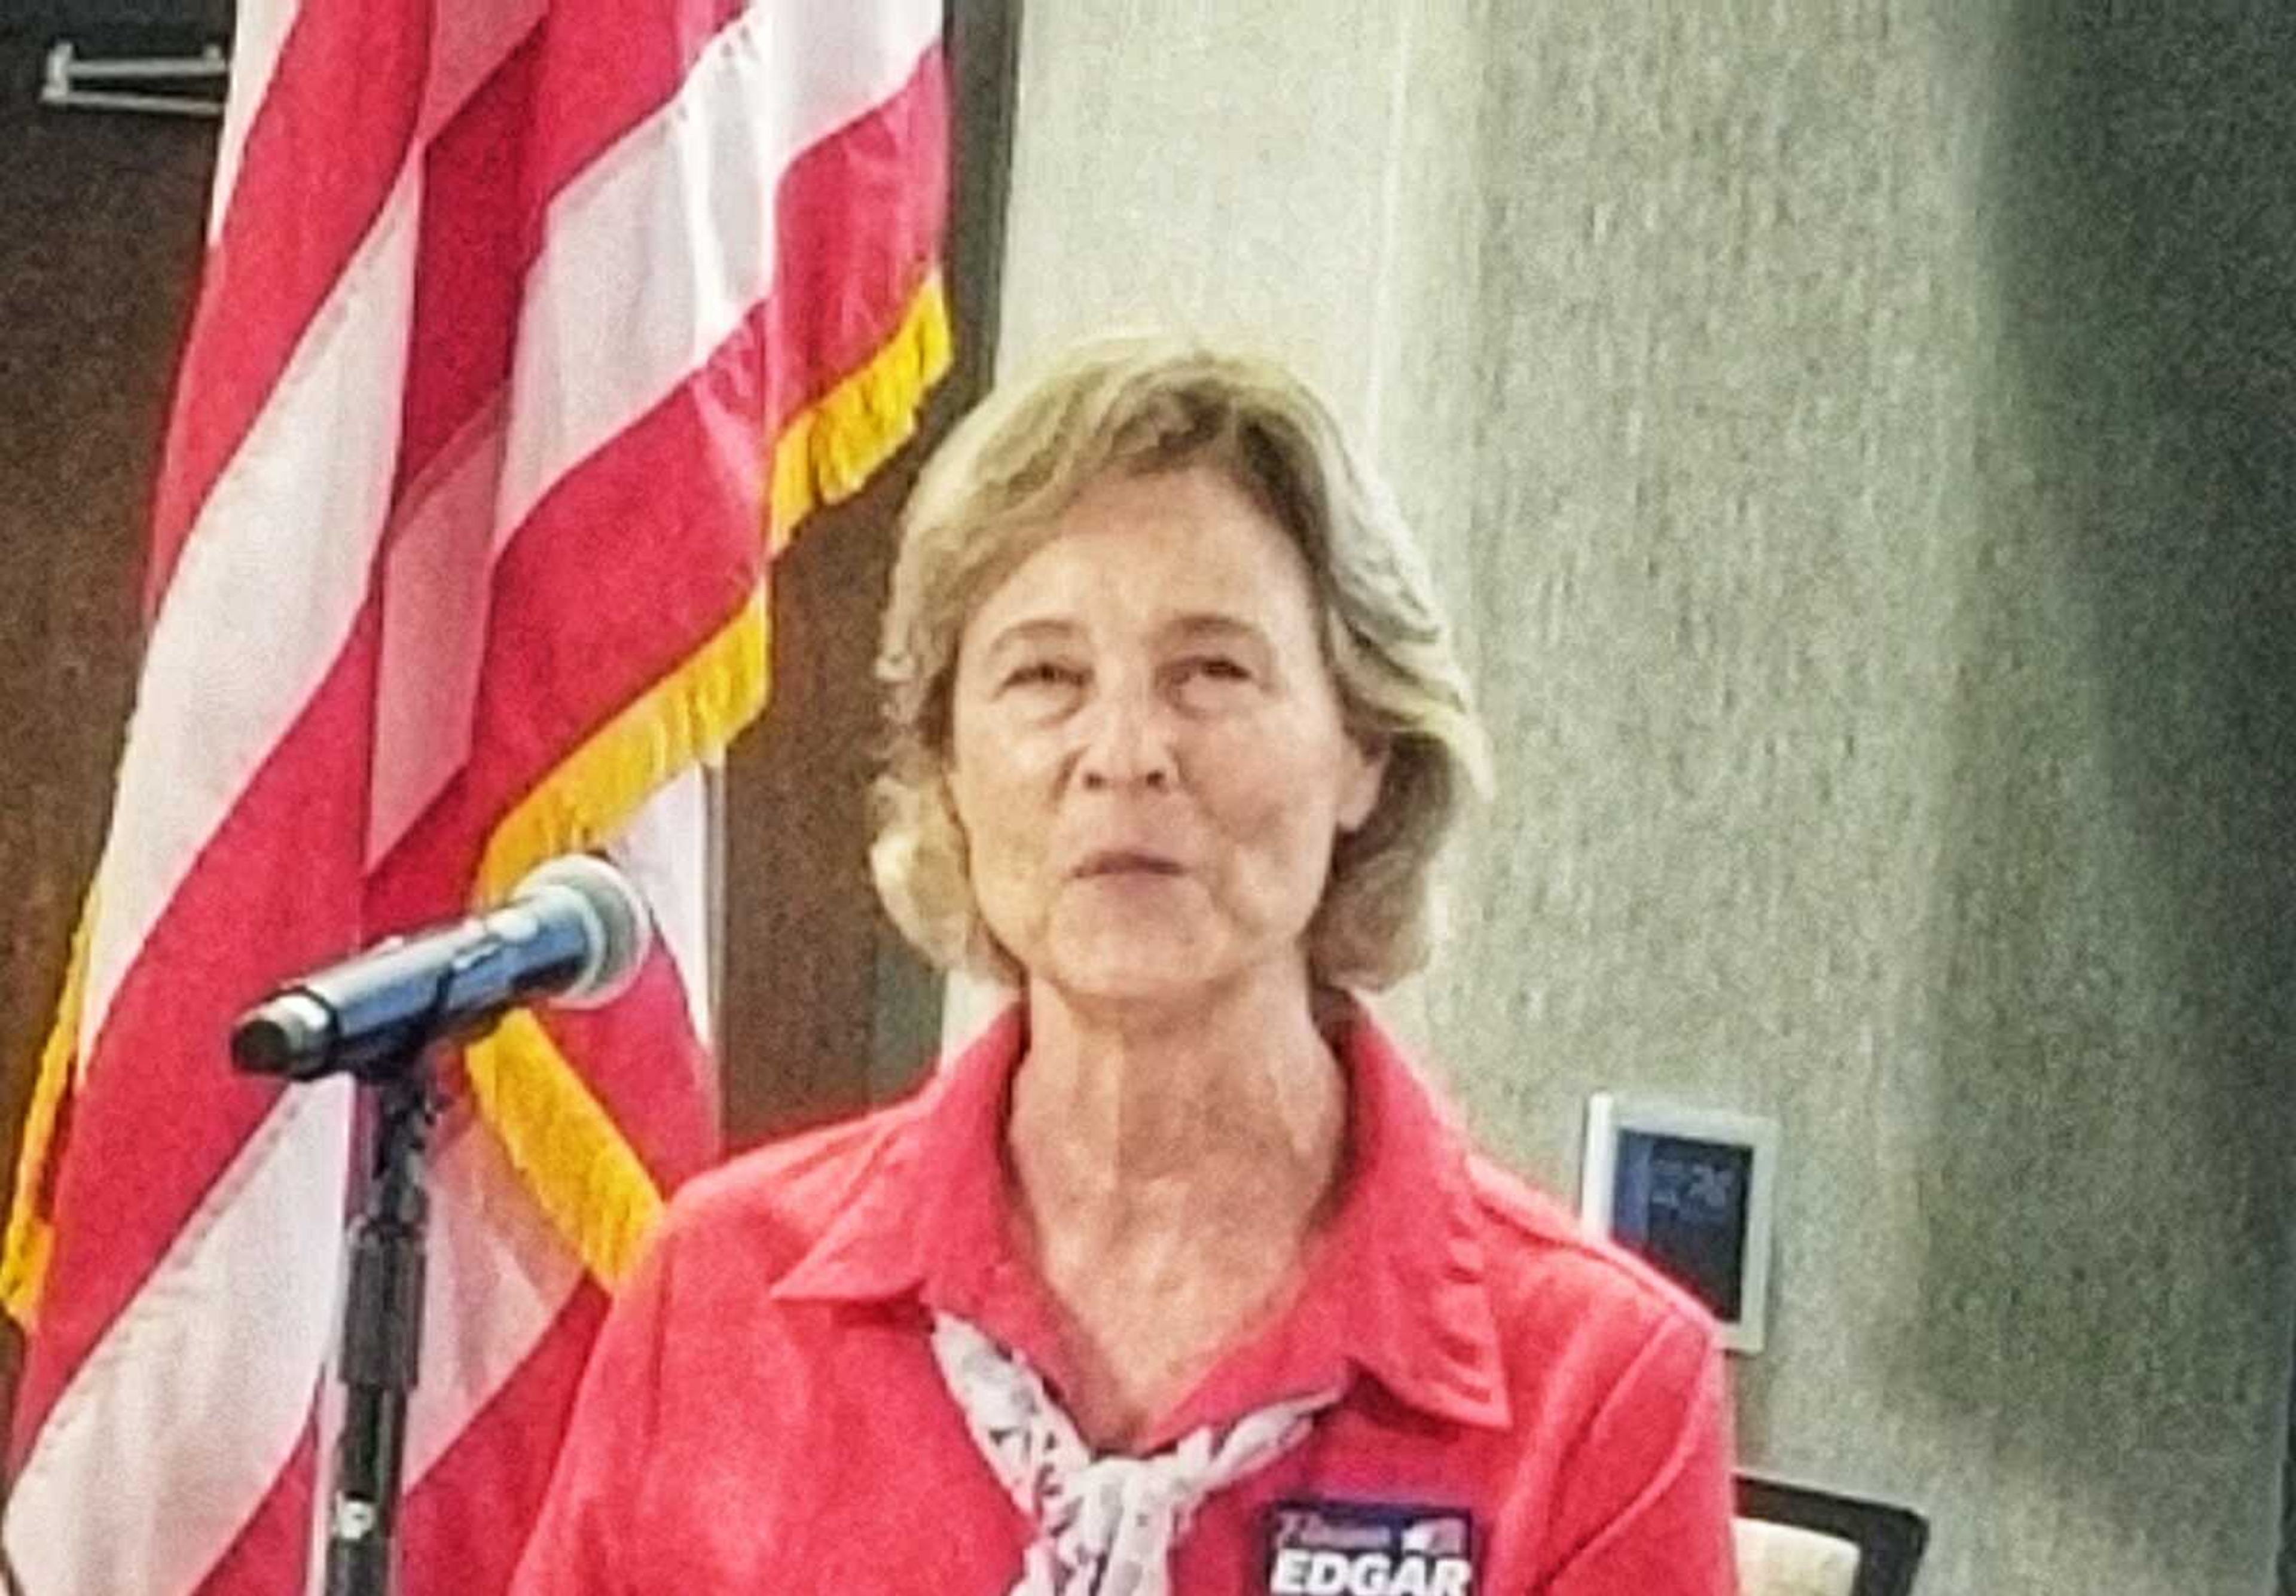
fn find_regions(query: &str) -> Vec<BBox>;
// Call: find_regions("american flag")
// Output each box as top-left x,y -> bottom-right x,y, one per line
1,2 -> 948,1591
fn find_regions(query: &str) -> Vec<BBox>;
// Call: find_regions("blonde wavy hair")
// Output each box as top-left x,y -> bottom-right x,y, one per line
869,334 -> 1492,991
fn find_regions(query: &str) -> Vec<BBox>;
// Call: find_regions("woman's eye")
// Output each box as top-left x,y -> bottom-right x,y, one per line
1180,655 -> 1251,683
1003,661 -> 1083,691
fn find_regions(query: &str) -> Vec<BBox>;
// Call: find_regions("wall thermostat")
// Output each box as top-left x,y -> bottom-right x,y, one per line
1579,1093 -> 1779,1354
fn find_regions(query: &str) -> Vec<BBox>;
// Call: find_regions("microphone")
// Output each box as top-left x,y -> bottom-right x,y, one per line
230,855 -> 651,1082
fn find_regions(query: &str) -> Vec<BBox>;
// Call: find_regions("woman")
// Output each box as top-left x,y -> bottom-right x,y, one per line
511,338 -> 1738,1594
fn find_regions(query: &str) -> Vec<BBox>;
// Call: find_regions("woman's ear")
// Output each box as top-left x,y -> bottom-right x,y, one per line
1336,735 -> 1389,835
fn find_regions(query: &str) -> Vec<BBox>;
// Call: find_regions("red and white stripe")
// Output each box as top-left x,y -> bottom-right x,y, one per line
3,1 -> 947,1591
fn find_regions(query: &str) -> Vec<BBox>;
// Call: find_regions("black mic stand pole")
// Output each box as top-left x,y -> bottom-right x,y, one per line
322,1043 -> 440,1596
238,917 -> 612,1593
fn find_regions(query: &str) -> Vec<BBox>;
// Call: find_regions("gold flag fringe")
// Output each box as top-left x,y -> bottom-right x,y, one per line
3,899 -> 95,1325
465,273 -> 952,1292
463,1009 -> 674,1292
768,270 -> 953,551
460,589 -> 765,1290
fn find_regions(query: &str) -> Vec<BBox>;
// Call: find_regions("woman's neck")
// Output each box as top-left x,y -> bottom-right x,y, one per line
1003,966 -> 1349,1254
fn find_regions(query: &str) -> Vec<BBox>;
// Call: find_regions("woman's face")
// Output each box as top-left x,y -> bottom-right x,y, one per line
947,463 -> 1385,1011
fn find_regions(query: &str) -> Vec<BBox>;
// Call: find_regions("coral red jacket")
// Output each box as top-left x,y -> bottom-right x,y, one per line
510,1001 -> 1738,1594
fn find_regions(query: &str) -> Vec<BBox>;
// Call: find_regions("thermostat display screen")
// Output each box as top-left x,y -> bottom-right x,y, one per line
1608,1131 -> 1752,1321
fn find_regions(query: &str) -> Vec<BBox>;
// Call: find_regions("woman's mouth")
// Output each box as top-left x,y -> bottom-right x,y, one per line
1074,850 -> 1183,878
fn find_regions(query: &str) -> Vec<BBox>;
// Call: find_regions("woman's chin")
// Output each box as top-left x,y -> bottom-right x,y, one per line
1033,932 -> 1315,1020
1033,929 -> 1229,1012
1043,959 -> 1213,1012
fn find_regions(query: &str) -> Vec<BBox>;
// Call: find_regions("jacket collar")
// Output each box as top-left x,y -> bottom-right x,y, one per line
772,997 -> 1510,1432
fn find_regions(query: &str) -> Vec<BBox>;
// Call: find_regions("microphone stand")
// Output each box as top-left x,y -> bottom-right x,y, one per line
230,860 -> 650,1593
323,1045 -> 440,1596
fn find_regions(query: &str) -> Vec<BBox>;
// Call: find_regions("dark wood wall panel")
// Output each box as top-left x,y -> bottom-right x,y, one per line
0,36 -> 215,1450
0,43 -> 212,1165
719,451 -> 924,1144
10,4 -> 233,35
718,0 -> 1020,1144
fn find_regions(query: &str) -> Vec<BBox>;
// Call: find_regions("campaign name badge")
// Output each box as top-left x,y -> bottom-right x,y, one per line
1263,1499 -> 1476,1596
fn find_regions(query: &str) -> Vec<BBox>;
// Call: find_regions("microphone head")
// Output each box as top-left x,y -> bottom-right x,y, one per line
230,990 -> 338,1079
511,854 -> 652,1009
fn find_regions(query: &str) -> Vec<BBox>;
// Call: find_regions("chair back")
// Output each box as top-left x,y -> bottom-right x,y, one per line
1733,1473 -> 1929,1596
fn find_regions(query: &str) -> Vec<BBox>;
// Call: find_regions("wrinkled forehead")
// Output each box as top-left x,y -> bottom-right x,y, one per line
952,464 -> 1326,659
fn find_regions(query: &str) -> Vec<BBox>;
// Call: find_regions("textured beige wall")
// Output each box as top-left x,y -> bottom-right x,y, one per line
990,5 -> 2296,1593
994,0 -> 1408,425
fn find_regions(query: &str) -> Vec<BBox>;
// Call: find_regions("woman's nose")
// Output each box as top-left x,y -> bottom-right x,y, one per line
1074,681 -> 1177,791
